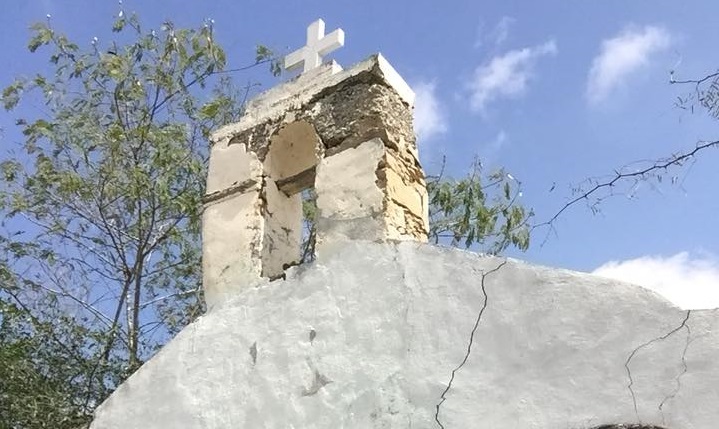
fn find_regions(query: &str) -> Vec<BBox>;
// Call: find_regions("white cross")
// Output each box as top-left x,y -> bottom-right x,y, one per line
284,19 -> 345,73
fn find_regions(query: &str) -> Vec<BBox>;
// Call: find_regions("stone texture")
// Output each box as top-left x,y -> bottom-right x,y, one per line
377,148 -> 429,239
205,142 -> 262,195
202,188 -> 264,308
315,139 -> 385,218
261,178 -> 301,278
202,54 -> 428,303
308,82 -> 415,153
90,241 -> 719,429
264,121 -> 322,184
211,54 -> 414,143
314,139 -> 386,246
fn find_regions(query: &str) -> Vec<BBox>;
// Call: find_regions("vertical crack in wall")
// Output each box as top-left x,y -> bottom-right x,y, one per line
658,318 -> 692,424
434,259 -> 508,429
624,310 -> 691,419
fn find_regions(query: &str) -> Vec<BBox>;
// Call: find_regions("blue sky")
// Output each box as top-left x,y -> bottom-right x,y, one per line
2,1 -> 718,309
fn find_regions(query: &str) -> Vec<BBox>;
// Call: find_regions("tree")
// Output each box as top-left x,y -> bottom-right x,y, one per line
427,157 -> 531,254
0,11 -> 279,426
0,283 -> 95,429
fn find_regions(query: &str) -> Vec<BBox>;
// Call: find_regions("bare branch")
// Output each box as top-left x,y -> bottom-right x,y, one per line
535,139 -> 719,233
138,287 -> 201,309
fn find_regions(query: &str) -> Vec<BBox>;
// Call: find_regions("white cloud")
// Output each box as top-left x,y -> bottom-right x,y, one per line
491,16 -> 515,46
593,252 -> 719,310
586,25 -> 672,104
475,16 -> 516,48
413,81 -> 447,142
468,40 -> 557,113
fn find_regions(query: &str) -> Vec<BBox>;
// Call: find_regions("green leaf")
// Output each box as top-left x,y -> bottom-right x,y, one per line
255,44 -> 273,63
199,98 -> 221,119
2,80 -> 25,110
0,160 -> 20,182
112,17 -> 126,32
27,23 -> 53,53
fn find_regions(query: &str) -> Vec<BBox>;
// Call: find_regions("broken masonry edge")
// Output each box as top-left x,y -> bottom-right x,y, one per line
210,53 -> 415,146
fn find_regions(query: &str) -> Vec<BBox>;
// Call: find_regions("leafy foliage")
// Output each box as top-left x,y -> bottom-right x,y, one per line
674,71 -> 719,118
0,12 -> 276,426
427,158 -> 531,254
300,189 -> 318,263
0,292 -> 97,429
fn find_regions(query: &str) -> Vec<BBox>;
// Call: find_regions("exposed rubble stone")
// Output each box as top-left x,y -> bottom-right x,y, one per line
202,55 -> 428,307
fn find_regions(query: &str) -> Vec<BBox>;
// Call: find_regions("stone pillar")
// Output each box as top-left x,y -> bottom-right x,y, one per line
202,141 -> 264,301
315,138 -> 428,243
203,54 -> 428,307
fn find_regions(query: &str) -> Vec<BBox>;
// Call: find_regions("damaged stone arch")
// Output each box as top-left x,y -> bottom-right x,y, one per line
201,120 -> 324,299
261,120 -> 324,277
202,55 -> 430,307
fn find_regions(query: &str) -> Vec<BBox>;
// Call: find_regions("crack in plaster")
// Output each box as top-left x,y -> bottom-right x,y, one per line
434,259 -> 508,429
659,318 -> 692,424
624,310 -> 691,420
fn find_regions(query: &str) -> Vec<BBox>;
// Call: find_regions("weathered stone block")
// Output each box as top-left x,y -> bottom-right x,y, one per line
202,54 -> 427,305
307,83 -> 415,152
264,121 -> 323,184
202,189 -> 264,307
315,138 -> 386,245
315,138 -> 385,220
206,142 -> 262,195
383,165 -> 425,221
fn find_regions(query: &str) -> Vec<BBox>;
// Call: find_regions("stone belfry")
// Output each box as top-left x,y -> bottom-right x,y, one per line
202,19 -> 428,307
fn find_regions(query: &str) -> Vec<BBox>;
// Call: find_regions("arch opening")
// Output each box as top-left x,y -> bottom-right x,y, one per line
261,121 -> 322,278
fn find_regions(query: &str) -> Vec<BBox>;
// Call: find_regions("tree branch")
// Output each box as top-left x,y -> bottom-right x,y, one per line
535,139 -> 719,233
